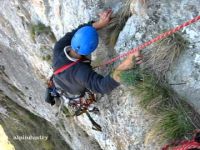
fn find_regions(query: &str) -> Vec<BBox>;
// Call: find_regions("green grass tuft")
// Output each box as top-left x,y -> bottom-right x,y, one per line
134,73 -> 169,112
120,66 -> 143,86
42,54 -> 52,62
158,107 -> 194,140
123,70 -> 196,141
30,23 -> 56,41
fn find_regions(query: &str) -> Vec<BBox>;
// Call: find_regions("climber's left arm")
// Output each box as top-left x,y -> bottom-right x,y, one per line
92,9 -> 112,29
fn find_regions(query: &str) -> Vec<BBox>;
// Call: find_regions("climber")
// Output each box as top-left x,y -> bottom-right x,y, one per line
47,9 -> 141,114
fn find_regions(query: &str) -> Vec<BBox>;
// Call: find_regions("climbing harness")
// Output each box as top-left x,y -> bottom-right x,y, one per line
162,130 -> 200,150
68,91 -> 97,116
45,59 -> 83,105
60,91 -> 102,131
95,15 -> 200,68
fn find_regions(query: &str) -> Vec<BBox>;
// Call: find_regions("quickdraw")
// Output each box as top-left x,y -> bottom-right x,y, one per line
65,92 -> 102,132
68,92 -> 96,116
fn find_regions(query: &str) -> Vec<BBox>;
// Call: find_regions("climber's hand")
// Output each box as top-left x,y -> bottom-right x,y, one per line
93,9 -> 112,29
116,50 -> 141,71
99,9 -> 112,26
112,50 -> 142,82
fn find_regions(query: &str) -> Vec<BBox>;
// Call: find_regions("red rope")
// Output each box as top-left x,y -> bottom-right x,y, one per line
54,59 -> 83,75
162,130 -> 200,150
96,15 -> 200,68
162,140 -> 200,150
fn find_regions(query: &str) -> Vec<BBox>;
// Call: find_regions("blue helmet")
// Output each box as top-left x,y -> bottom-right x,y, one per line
71,26 -> 99,55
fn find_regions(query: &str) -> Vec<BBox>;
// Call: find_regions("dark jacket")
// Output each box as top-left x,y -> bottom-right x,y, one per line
52,22 -> 119,97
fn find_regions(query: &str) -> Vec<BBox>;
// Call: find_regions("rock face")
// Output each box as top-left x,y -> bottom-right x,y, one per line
115,0 -> 200,114
0,91 -> 71,150
0,0 -> 199,150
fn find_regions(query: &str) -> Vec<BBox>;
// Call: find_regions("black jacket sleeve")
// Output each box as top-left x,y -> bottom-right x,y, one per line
75,64 -> 120,94
53,21 -> 94,59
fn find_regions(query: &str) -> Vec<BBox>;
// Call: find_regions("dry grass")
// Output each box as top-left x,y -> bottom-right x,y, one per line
105,0 -> 132,47
143,32 -> 188,82
105,0 -> 147,47
130,0 -> 147,16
